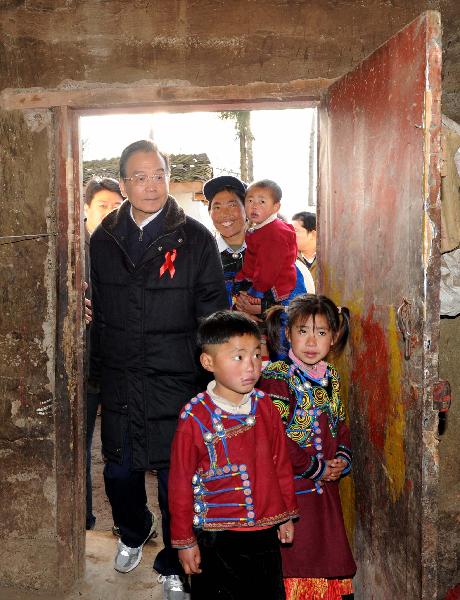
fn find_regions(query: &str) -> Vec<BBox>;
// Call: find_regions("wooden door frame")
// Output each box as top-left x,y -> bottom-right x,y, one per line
0,79 -> 321,588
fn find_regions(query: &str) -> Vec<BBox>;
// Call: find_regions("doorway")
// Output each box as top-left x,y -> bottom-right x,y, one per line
79,104 -> 318,549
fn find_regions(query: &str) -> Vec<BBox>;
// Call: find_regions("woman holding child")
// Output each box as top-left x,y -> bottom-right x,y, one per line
203,175 -> 315,312
203,175 -> 248,307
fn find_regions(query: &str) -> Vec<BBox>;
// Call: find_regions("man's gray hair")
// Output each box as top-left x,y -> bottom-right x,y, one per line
119,140 -> 170,179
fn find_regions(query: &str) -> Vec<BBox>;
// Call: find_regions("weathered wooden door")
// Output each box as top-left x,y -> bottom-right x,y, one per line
318,12 -> 441,600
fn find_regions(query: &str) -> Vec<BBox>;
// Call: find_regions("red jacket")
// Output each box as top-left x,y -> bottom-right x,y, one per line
235,218 -> 297,301
169,389 -> 298,549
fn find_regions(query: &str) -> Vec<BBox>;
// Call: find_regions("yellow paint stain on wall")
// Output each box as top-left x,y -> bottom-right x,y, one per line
384,306 -> 406,503
322,281 -> 364,540
334,337 -> 356,544
340,471 -> 356,550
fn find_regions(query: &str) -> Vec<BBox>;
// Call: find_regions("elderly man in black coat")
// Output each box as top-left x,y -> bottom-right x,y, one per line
90,140 -> 227,598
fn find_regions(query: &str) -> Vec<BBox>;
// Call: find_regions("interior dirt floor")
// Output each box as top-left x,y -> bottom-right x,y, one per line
0,415 -> 164,600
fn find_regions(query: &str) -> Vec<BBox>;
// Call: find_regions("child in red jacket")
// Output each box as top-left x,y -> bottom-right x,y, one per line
235,179 -> 298,307
169,311 -> 298,600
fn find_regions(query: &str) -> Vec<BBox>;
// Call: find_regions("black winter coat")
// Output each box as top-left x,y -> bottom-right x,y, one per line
90,197 -> 227,470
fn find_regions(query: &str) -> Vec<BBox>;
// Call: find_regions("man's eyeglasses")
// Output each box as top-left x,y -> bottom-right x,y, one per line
123,172 -> 168,186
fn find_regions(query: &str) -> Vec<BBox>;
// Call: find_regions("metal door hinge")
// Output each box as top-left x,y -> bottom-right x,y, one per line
433,380 -> 451,412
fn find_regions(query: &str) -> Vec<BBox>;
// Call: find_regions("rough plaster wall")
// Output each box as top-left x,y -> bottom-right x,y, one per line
0,108 -> 58,588
0,0 -> 458,121
438,318 -> 460,599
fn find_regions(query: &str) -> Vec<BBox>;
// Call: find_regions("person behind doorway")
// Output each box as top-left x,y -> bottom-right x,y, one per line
291,211 -> 317,286
89,140 -> 227,599
277,212 -> 315,297
259,294 -> 356,600
83,176 -> 123,530
203,175 -> 248,307
168,310 -> 298,600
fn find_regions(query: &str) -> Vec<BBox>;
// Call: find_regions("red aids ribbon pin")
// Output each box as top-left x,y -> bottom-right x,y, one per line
159,249 -> 177,279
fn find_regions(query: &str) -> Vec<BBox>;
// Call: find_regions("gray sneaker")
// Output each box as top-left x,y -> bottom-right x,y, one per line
113,519 -> 156,573
157,574 -> 191,600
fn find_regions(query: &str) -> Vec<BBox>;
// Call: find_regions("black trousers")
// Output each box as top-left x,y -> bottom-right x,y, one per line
103,439 -> 182,576
85,391 -> 100,529
191,527 -> 285,600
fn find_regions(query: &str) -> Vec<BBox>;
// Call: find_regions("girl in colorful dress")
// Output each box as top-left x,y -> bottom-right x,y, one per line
259,293 -> 356,600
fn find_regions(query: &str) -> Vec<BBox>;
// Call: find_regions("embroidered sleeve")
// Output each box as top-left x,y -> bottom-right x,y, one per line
335,418 -> 352,476
335,444 -> 352,476
168,416 -> 201,549
300,454 -> 327,481
331,367 -> 347,423
268,396 -> 298,518
258,365 -> 291,423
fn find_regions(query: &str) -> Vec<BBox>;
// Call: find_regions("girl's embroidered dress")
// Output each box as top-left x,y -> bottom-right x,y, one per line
259,358 -> 356,598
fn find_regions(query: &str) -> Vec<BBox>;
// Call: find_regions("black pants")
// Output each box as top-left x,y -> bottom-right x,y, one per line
191,527 -> 285,600
85,391 -> 100,529
103,440 -> 182,576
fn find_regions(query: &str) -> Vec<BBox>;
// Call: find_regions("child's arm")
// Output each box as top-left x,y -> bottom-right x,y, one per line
168,419 -> 201,551
267,396 -> 298,517
334,422 -> 352,477
258,377 -> 328,483
321,379 -> 352,481
316,416 -> 352,482
333,382 -> 353,477
179,546 -> 202,575
278,519 -> 295,544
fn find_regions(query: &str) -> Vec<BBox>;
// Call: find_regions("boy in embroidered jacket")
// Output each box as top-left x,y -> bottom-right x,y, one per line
234,179 -> 297,306
169,311 -> 298,600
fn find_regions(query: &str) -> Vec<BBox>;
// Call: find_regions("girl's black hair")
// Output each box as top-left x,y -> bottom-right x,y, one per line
197,310 -> 261,349
265,293 -> 350,355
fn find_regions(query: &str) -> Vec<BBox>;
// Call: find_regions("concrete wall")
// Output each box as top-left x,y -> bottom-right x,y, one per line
0,105 -> 85,589
0,1 -> 458,122
0,109 -> 58,587
0,0 -> 459,593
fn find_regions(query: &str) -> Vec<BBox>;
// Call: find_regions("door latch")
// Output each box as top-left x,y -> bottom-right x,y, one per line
433,380 -> 451,412
433,379 -> 452,436
397,298 -> 413,360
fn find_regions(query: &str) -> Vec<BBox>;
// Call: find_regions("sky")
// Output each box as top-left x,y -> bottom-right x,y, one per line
80,108 -> 316,218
